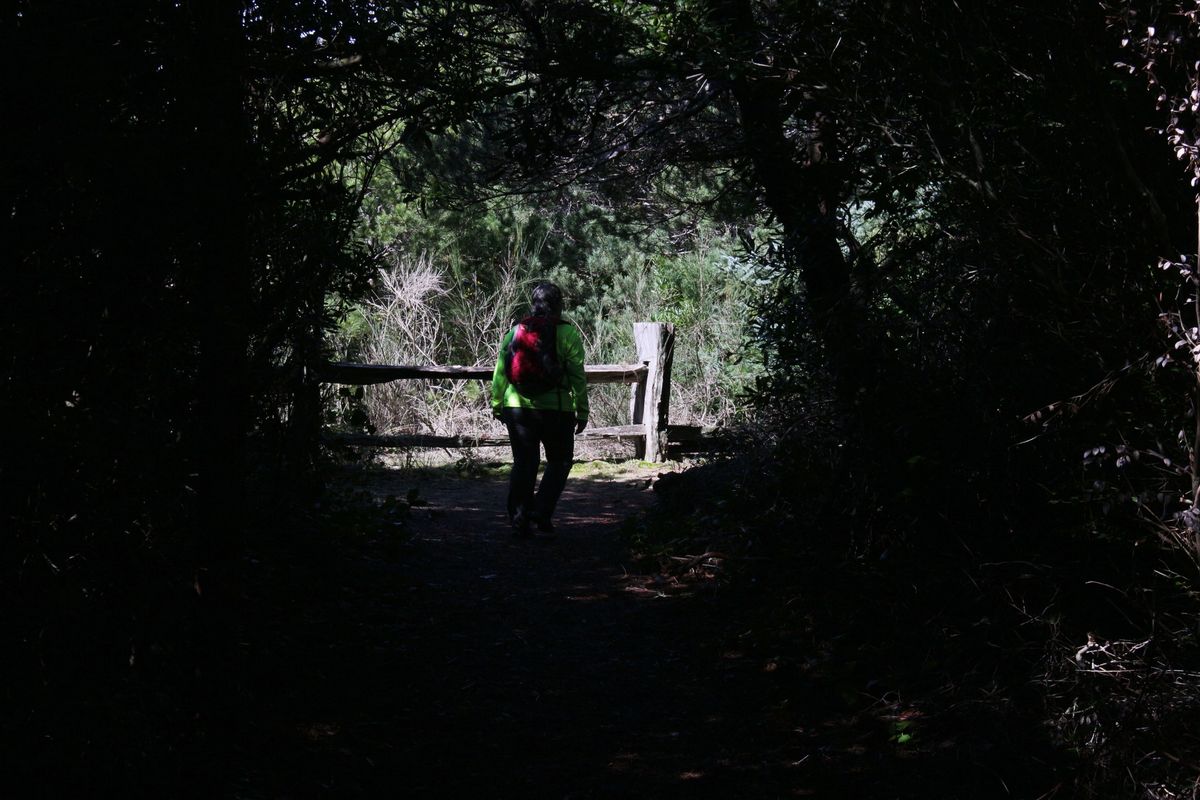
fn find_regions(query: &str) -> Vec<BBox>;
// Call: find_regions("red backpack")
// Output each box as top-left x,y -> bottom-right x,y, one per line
504,316 -> 566,397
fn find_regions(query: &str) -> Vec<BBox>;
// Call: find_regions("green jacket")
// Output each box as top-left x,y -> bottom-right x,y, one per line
491,319 -> 589,419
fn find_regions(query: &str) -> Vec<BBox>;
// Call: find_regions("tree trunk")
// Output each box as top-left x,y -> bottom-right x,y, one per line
186,0 -> 250,581
707,0 -> 863,401
182,2 -> 250,740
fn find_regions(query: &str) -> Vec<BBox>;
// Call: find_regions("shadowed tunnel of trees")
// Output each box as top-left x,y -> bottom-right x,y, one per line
6,1 -> 1200,797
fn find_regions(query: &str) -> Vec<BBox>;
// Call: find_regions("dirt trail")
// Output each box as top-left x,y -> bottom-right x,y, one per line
227,462 -> 1065,799
236,464 -> 816,799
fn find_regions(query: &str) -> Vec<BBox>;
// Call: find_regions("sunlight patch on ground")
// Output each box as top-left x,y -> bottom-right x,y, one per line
608,752 -> 640,772
569,458 -> 657,479
617,570 -> 700,600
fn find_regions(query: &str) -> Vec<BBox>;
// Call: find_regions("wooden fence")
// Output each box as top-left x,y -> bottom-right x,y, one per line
318,322 -> 701,462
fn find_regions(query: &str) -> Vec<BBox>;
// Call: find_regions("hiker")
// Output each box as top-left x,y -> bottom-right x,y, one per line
491,281 -> 589,537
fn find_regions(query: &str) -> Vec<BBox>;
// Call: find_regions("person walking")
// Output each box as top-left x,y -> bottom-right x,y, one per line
491,281 -> 589,538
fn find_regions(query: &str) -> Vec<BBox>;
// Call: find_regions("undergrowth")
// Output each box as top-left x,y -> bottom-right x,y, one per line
629,441 -> 1200,798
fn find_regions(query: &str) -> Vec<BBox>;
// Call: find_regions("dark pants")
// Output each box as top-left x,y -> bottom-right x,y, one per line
502,407 -> 576,525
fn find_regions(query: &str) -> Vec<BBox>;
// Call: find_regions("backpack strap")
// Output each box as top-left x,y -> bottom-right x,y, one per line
557,319 -> 570,410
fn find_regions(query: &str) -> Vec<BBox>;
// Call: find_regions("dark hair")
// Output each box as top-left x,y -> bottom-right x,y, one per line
530,281 -> 563,317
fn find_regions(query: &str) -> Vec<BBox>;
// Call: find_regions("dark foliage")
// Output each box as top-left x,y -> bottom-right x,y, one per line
6,0 -> 1200,795
740,0 -> 1193,547
1,1 -> 374,788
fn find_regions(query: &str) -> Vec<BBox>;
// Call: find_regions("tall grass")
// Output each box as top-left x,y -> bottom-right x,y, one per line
343,251 -> 523,439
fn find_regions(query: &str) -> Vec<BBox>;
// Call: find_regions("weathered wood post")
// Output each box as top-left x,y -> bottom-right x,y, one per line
630,322 -> 675,461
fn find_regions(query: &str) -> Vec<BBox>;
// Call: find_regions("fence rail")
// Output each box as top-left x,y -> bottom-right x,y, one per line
315,362 -> 648,385
318,322 -> 682,461
325,424 -> 651,451
324,424 -> 722,453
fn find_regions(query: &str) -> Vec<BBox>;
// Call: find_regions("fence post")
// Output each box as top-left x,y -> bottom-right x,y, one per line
629,322 -> 674,461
